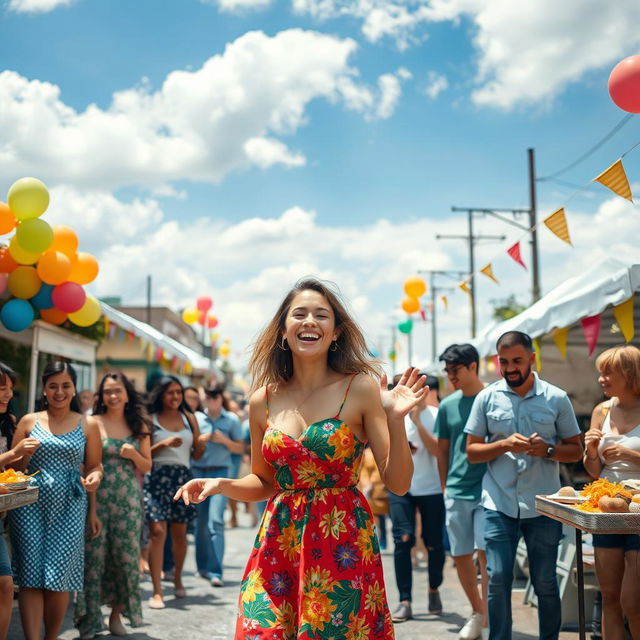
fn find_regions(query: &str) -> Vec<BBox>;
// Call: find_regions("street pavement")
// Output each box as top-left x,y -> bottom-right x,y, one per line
8,510 -> 581,639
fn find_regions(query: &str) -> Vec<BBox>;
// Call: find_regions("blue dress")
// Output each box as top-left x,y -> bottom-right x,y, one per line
9,421 -> 87,591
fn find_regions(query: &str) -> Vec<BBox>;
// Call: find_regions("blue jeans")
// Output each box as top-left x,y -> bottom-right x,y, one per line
194,466 -> 229,580
484,509 -> 562,640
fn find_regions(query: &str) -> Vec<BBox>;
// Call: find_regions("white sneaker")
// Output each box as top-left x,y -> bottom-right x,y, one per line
458,612 -> 484,640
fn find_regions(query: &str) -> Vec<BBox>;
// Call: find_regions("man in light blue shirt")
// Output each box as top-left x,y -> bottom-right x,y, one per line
192,384 -> 244,586
465,331 -> 582,640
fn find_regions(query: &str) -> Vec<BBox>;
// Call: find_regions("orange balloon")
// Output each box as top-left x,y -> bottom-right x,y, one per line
0,247 -> 18,273
40,307 -> 67,326
37,251 -> 73,285
403,276 -> 427,299
0,203 -> 16,235
401,296 -> 420,314
49,225 -> 78,256
68,252 -> 98,285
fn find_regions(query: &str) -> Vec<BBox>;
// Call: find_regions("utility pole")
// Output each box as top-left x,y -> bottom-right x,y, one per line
417,269 -> 464,361
438,210 -> 505,338
146,275 -> 152,325
528,148 -> 541,301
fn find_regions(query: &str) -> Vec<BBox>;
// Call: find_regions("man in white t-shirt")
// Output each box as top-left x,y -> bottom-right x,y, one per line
389,374 -> 445,623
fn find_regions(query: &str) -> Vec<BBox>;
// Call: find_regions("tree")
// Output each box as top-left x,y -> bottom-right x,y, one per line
491,295 -> 526,321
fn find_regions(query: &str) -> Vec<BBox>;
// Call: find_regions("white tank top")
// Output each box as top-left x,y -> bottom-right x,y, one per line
151,413 -> 193,468
598,407 -> 640,483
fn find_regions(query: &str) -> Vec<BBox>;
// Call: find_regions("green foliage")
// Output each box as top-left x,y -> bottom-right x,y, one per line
491,295 -> 527,321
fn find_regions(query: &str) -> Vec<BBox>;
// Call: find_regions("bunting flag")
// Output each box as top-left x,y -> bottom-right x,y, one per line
544,208 -> 572,245
103,316 -> 110,334
552,327 -> 569,359
507,242 -> 527,269
480,263 -> 499,284
154,346 -> 164,362
581,314 -> 602,357
613,296 -> 635,342
459,281 -> 471,296
419,309 -> 427,322
441,295 -> 448,311
532,338 -> 542,372
594,159 -> 633,201
146,342 -> 154,361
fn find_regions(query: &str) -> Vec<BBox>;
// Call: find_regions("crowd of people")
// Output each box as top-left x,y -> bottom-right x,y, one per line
0,277 -> 637,640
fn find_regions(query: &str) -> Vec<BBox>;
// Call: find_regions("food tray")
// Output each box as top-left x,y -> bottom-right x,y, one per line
536,495 -> 640,534
0,487 -> 38,512
0,480 -> 34,492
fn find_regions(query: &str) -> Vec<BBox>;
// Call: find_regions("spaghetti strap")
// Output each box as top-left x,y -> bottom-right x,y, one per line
265,385 -> 270,421
335,374 -> 358,419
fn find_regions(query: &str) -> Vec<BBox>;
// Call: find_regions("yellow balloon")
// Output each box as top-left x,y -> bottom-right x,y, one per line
8,266 -> 41,299
7,177 -> 50,221
403,276 -> 427,299
182,307 -> 198,324
210,331 -> 220,342
219,345 -> 230,357
16,218 -> 54,253
9,236 -> 41,265
68,295 -> 101,327
401,296 -> 420,314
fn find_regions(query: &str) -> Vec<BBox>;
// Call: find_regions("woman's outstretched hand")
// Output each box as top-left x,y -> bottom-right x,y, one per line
379,367 -> 427,420
173,477 -> 225,505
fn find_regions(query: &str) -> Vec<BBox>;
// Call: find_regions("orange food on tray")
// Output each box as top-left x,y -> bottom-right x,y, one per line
0,469 -> 35,483
577,478 -> 632,512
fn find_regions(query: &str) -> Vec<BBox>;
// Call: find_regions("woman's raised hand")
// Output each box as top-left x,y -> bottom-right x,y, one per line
173,477 -> 224,505
379,367 -> 427,420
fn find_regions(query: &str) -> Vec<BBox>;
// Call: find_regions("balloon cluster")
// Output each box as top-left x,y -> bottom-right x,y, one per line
181,296 -> 221,345
609,55 -> 640,113
398,276 -> 427,334
0,178 -> 100,332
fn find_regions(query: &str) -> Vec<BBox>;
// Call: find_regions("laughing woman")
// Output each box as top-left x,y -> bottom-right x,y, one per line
9,362 -> 102,640
176,277 -> 424,639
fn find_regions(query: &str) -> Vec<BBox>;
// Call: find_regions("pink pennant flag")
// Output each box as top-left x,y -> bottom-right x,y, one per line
581,314 -> 601,357
507,242 -> 527,270
419,309 -> 427,322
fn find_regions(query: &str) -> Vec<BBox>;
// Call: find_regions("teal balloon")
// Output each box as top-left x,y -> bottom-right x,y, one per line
31,283 -> 54,310
398,318 -> 413,334
1,299 -> 34,332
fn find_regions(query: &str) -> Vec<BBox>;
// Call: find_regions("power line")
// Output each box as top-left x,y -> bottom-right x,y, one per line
537,113 -> 634,182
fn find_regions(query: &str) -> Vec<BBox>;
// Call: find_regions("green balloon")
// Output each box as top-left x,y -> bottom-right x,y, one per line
398,318 -> 413,334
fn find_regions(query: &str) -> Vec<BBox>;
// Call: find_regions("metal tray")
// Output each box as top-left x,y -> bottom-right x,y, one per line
536,495 -> 640,534
0,487 -> 39,512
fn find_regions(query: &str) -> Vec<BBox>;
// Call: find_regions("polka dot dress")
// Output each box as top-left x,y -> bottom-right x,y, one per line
9,421 -> 87,591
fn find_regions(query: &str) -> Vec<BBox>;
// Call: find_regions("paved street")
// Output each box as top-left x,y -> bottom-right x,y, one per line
8,511 -> 581,639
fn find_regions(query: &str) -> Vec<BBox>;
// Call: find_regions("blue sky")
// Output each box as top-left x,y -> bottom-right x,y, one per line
1,0 -> 640,368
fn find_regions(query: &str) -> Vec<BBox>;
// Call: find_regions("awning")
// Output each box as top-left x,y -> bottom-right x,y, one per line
100,302 -> 217,374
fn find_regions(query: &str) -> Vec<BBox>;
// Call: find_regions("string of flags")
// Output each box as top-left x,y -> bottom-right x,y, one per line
456,145 -> 637,297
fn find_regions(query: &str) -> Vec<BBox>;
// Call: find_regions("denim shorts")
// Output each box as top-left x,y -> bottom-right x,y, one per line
592,533 -> 640,551
444,495 -> 485,556
0,535 -> 11,577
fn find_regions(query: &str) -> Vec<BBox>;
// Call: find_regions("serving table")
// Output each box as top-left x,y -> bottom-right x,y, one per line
536,495 -> 640,640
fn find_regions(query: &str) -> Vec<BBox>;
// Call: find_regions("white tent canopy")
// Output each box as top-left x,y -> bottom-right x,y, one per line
474,258 -> 640,358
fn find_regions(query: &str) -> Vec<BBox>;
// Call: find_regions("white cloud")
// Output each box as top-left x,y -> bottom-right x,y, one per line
424,71 -> 448,99
375,68 -> 412,119
7,0 -> 75,12
209,0 -> 272,12
0,29 -> 398,191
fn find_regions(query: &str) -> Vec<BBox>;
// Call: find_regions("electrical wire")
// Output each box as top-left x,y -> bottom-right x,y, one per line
537,113 -> 634,181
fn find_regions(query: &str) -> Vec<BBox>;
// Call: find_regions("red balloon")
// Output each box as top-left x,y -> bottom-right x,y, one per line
207,315 -> 219,329
52,282 -> 86,313
196,295 -> 213,313
609,55 -> 640,113
197,309 -> 206,325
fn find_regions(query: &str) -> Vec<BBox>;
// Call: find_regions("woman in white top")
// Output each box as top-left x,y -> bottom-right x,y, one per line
584,345 -> 640,640
144,376 -> 206,609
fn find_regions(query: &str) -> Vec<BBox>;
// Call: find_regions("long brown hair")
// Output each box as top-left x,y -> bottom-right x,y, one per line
249,277 -> 381,390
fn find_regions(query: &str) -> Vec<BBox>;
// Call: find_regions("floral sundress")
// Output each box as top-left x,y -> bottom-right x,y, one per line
236,376 -> 394,639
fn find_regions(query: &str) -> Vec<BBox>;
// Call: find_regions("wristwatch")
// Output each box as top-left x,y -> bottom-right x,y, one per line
545,445 -> 556,459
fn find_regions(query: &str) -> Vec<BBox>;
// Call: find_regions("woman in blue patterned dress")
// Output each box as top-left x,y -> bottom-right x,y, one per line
9,362 -> 102,640
75,372 -> 152,639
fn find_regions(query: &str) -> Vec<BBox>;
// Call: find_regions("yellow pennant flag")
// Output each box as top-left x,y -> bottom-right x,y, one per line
594,159 -> 633,201
532,338 -> 542,372
441,295 -> 448,311
480,263 -> 499,284
613,296 -> 635,342
544,208 -> 572,245
552,327 -> 569,359
459,281 -> 471,296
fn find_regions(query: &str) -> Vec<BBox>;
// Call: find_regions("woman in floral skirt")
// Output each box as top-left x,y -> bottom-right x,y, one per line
75,373 -> 151,639
176,277 -> 425,639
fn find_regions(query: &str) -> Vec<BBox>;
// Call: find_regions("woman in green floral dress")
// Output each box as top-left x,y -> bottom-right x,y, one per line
75,373 -> 152,639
